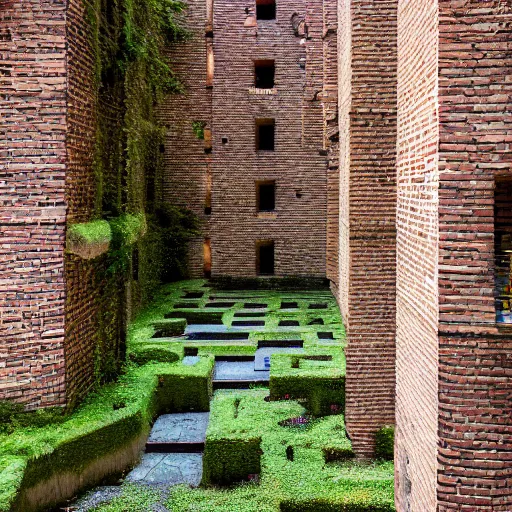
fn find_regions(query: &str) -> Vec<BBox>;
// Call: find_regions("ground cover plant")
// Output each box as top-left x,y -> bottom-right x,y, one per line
0,280 -> 394,511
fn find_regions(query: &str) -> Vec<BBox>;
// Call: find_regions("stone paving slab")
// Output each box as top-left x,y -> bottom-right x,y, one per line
148,413 -> 210,444
185,323 -> 229,334
213,360 -> 269,381
125,453 -> 202,486
254,347 -> 304,371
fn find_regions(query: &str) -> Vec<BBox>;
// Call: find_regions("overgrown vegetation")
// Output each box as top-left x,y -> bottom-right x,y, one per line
375,426 -> 395,461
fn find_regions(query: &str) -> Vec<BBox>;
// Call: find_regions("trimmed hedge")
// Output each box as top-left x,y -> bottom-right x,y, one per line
375,426 -> 395,461
280,500 -> 395,512
66,220 -> 112,259
152,318 -> 187,337
202,390 -> 302,485
128,343 -> 181,365
270,353 -> 345,416
0,357 -> 214,512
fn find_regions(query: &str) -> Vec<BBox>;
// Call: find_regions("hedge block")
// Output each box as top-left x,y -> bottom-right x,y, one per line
152,318 -> 187,337
270,353 -> 345,416
375,426 -> 394,461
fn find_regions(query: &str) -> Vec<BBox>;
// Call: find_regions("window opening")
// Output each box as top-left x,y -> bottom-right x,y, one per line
256,0 -> 276,20
256,181 -> 276,212
256,118 -> 275,151
495,177 -> 512,323
254,60 -> 275,89
256,240 -> 275,275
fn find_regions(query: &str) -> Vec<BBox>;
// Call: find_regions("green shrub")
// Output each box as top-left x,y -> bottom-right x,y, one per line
270,353 -> 345,416
152,318 -> 187,336
375,426 -> 394,461
280,499 -> 395,511
129,344 -> 181,365
202,390 -> 302,486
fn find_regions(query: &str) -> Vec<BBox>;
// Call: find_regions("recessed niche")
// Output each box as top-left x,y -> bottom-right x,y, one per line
308,303 -> 328,310
244,303 -> 267,309
281,302 -> 298,309
232,320 -> 265,327
279,320 -> 300,327
318,332 -> 334,340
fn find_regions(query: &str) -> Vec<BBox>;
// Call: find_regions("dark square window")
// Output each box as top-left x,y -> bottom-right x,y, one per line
256,0 -> 276,20
254,60 -> 275,89
256,240 -> 275,275
256,118 -> 275,151
257,181 -> 275,212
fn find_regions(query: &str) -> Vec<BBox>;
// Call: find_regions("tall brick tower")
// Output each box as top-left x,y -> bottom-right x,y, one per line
160,0 -> 337,279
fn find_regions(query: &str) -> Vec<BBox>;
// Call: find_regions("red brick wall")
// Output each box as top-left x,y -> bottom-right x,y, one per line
436,2 -> 512,509
395,0 -> 439,509
64,0 -> 102,407
158,0 -> 211,277
337,0 -> 397,457
0,0 -> 68,408
396,1 -> 512,509
162,0 -> 334,278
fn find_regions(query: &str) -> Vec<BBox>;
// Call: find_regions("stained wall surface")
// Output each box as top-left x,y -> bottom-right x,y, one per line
0,0 -> 68,408
161,0 -> 334,278
337,0 -> 397,457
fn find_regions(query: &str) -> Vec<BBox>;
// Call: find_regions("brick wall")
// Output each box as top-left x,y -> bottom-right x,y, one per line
162,0 -> 334,278
64,0 -> 101,407
395,0 -> 439,509
0,0 -> 68,408
337,0 -> 397,457
436,2 -> 512,509
158,0 -> 211,278
396,1 -> 512,509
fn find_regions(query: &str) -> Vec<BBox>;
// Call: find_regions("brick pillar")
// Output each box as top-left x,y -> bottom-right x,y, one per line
337,0 -> 398,457
396,1 -> 512,510
0,1 -> 68,408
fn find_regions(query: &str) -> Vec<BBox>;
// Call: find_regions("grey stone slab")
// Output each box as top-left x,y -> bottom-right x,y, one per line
185,323 -> 228,334
75,486 -> 123,511
254,347 -> 304,371
182,356 -> 200,365
213,360 -> 269,381
148,413 -> 210,443
126,453 -> 202,486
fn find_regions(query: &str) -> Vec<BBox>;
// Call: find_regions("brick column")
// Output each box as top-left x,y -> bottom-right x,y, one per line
0,1 -> 68,408
396,1 -> 512,510
337,0 -> 398,457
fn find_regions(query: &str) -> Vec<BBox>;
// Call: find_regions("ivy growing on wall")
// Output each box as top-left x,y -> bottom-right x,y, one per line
83,0 -> 198,384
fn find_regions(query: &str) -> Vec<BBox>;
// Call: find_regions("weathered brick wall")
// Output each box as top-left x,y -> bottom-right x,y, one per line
158,0 -> 211,278
396,1 -> 512,509
436,2 -> 512,509
337,0 -> 397,457
209,0 -> 328,277
63,0 -> 102,407
395,0 -> 439,509
0,0 -> 68,408
162,0 -> 333,278
324,0 -> 339,285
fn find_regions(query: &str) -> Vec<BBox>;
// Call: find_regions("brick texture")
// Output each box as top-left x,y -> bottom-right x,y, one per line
396,1 -> 512,510
395,0 -> 439,509
436,2 -> 512,510
161,0 -> 336,278
337,0 -> 397,458
0,0 -> 68,408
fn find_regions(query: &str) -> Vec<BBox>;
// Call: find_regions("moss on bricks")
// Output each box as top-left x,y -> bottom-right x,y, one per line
375,426 -> 395,461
